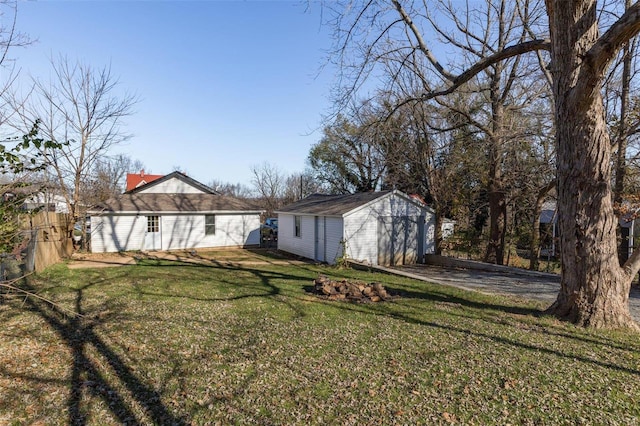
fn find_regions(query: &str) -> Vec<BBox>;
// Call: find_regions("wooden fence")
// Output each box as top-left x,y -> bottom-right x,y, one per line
26,211 -> 73,273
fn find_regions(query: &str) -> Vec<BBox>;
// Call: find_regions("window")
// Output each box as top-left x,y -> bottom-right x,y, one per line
147,216 -> 159,233
294,216 -> 301,237
205,214 -> 216,235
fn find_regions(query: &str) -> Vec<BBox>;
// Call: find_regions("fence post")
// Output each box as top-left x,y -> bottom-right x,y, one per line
24,230 -> 37,273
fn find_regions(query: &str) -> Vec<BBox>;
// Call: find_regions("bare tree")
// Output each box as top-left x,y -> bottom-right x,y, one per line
327,0 -> 640,328
604,1 -> 640,268
541,1 -> 640,328
612,7 -> 636,207
0,1 -> 30,124
8,56 -> 137,222
423,1 -> 545,265
251,162 -> 287,216
208,179 -> 253,199
80,154 -> 144,205
329,0 -> 550,265
282,171 -> 325,205
394,98 -> 487,256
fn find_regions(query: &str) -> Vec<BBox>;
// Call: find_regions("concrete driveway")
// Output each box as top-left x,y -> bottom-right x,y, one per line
380,262 -> 640,323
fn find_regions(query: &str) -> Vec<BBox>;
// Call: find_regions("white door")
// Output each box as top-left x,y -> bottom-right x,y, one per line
315,216 -> 326,262
144,215 -> 161,250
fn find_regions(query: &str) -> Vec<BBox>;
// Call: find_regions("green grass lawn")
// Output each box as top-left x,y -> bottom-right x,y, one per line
1,249 -> 639,425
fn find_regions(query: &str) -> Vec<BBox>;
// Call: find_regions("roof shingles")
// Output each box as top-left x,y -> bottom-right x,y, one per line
89,193 -> 260,213
276,191 -> 394,216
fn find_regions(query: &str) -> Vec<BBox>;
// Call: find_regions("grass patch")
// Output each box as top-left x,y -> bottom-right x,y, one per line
1,249 -> 639,425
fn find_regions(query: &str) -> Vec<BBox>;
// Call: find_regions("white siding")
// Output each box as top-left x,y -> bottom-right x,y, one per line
425,214 -> 437,255
90,214 -> 146,252
136,177 -> 206,194
277,214 -> 316,260
324,217 -> 344,264
90,213 -> 260,253
442,222 -> 454,238
343,209 -> 379,264
163,213 -> 260,249
29,193 -> 69,213
344,192 -> 435,265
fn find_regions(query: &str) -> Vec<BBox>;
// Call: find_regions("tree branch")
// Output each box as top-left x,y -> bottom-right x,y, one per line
422,38 -> 550,100
392,0 -> 457,82
585,2 -> 640,78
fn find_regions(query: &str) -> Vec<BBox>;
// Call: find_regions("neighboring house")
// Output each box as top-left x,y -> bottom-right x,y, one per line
125,170 -> 164,191
408,193 -> 455,239
441,218 -> 456,239
539,201 -> 558,258
619,215 -> 638,263
22,192 -> 69,213
1,179 -> 69,213
88,171 -> 262,253
539,200 -> 638,263
276,190 -> 436,266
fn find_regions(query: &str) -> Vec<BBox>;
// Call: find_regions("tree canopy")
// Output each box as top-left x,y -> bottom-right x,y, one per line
324,0 -> 640,329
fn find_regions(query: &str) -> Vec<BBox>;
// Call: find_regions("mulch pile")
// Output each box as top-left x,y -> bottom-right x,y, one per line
312,274 -> 394,302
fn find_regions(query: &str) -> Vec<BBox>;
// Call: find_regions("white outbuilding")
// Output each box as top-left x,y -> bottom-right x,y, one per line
276,190 -> 436,266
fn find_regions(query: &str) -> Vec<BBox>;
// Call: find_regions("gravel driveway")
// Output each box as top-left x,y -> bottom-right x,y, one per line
384,263 -> 640,323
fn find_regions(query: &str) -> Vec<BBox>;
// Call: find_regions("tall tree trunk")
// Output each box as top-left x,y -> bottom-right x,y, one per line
529,202 -> 543,271
485,181 -> 507,265
547,0 -> 637,328
550,107 -> 634,327
433,205 -> 444,256
484,82 -> 507,265
529,181 -> 555,271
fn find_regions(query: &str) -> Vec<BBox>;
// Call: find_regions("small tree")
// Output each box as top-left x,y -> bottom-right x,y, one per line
9,56 -> 137,222
0,121 -> 62,252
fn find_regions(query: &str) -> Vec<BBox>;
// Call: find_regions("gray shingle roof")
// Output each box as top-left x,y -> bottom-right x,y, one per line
88,193 -> 261,213
276,191 -> 394,216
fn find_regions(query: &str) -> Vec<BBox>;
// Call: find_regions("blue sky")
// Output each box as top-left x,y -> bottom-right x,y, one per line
14,1 -> 336,188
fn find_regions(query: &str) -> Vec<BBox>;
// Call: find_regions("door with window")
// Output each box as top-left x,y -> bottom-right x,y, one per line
144,215 -> 161,250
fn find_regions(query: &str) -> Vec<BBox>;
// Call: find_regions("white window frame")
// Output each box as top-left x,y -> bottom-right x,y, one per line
205,214 -> 216,235
147,215 -> 159,233
294,215 -> 301,238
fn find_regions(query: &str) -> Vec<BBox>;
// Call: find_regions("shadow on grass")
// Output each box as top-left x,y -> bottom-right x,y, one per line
307,281 -> 640,376
127,252 -> 323,320
302,279 -> 542,318
386,285 -> 543,317
385,275 -> 640,353
17,278 -> 188,425
14,254 -> 640,423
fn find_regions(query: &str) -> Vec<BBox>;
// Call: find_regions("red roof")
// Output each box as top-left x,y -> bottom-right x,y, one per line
125,171 -> 164,191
